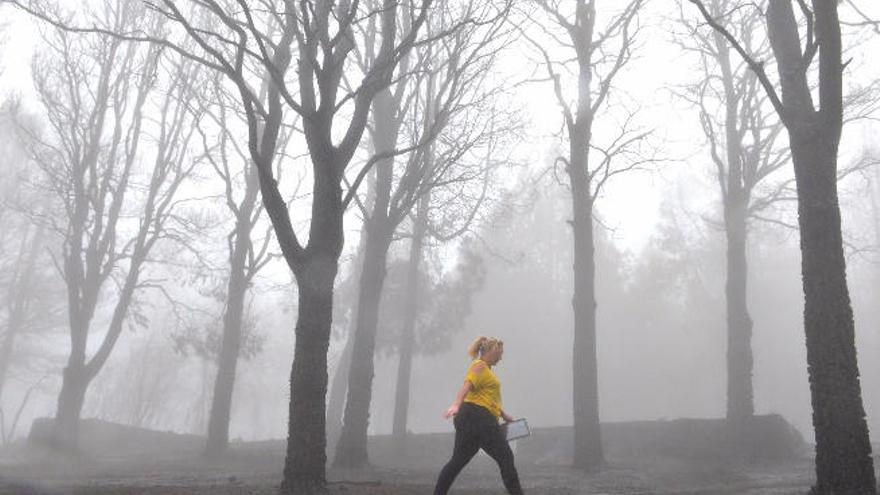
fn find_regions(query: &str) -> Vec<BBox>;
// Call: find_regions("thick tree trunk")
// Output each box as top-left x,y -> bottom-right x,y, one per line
763,2 -> 875,492
281,254 -> 338,494
333,223 -> 392,467
268,109 -> 348,493
54,267 -> 141,451
53,268 -> 93,452
205,227 -> 250,456
569,133 -> 603,470
724,199 -> 754,422
391,198 -> 428,452
793,134 -> 875,495
53,358 -> 89,451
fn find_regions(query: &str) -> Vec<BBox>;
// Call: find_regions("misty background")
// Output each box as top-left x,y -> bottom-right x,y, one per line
0,0 -> 879,463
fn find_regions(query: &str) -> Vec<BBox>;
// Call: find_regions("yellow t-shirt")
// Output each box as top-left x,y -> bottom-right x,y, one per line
463,359 -> 502,418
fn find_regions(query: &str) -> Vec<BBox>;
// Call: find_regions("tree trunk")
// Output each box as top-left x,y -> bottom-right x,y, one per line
569,134 -> 603,470
326,328 -> 354,448
714,23 -> 755,423
205,223 -> 250,456
281,254 -> 338,494
0,325 -> 16,405
391,197 -> 428,453
53,358 -> 89,451
333,222 -> 393,467
53,262 -> 93,453
793,132 -> 875,495
327,216 -> 372,447
54,263 -> 141,451
763,2 -> 875,492
724,197 -> 754,422
333,87 -> 399,468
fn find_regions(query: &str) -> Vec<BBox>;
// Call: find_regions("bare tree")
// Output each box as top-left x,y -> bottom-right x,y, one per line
20,0 -> 205,451
0,101 -> 67,444
675,0 -> 789,425
389,193 -> 430,451
526,0 -> 649,470
11,0 -> 447,486
389,215 -> 489,450
334,0 -> 513,468
387,96 -> 517,452
196,74 -> 286,457
689,1 -> 876,493
12,1 -> 438,490
0,102 -> 56,410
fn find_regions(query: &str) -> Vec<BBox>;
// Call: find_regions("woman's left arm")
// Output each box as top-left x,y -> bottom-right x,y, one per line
500,409 -> 515,423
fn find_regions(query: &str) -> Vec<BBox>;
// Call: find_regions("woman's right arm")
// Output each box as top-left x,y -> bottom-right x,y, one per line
443,380 -> 473,418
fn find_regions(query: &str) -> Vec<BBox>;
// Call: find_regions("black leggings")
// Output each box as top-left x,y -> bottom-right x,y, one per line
433,402 -> 524,495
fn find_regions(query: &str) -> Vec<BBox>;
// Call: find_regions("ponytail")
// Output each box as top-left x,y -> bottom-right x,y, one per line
467,336 -> 488,358
466,335 -> 503,359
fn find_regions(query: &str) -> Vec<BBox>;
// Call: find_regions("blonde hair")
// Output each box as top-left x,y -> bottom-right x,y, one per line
467,336 -> 503,359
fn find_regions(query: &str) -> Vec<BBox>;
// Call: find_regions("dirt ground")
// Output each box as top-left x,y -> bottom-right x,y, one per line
0,446 -> 821,495
0,418 -> 831,494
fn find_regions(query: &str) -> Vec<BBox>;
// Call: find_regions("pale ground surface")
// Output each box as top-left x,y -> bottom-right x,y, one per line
0,442 -> 820,495
0,460 -> 820,495
0,418 -> 839,494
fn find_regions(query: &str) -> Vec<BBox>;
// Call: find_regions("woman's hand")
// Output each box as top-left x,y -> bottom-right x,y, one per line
444,380 -> 473,419
501,411 -> 515,423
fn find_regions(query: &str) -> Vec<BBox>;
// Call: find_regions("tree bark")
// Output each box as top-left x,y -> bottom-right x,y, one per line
282,254 -> 338,493
569,136 -> 603,470
391,196 -> 428,453
766,1 -> 875,492
793,133 -> 874,494
53,358 -> 89,451
724,199 -> 753,422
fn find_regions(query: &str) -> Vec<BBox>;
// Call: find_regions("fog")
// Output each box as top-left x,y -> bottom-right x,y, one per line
1,1 -> 880,494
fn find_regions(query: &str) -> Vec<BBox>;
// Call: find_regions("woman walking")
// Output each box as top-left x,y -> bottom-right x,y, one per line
433,336 -> 524,495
